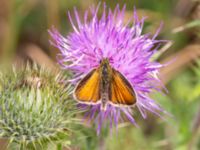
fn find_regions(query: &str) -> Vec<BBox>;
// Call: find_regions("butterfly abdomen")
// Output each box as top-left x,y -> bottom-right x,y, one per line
101,92 -> 108,110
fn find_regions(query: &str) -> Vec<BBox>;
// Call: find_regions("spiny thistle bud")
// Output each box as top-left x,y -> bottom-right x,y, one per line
0,65 -> 77,150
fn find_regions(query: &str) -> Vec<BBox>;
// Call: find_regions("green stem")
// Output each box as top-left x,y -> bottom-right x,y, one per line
57,143 -> 62,150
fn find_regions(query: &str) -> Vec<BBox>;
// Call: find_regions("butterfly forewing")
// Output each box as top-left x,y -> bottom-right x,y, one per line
74,69 -> 101,104
74,60 -> 136,107
110,69 -> 136,106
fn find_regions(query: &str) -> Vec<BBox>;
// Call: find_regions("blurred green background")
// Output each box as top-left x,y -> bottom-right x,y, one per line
0,0 -> 200,150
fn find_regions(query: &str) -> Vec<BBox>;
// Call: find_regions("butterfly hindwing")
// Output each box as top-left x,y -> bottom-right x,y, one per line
74,69 -> 101,104
74,60 -> 136,107
109,69 -> 136,106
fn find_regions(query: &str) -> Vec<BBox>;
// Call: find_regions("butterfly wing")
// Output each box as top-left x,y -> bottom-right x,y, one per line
110,69 -> 136,106
74,69 -> 101,104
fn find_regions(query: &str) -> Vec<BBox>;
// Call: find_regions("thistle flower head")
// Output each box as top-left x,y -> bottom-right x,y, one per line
0,65 -> 75,149
50,4 -> 165,134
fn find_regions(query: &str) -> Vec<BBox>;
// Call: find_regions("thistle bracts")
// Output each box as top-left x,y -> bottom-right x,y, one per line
0,65 -> 76,149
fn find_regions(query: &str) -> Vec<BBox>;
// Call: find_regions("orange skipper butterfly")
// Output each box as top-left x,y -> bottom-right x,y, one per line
74,58 -> 136,110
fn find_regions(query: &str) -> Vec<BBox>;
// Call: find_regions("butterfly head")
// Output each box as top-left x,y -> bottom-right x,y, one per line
99,58 -> 110,65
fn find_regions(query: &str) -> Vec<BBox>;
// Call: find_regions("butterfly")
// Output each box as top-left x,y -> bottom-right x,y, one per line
74,58 -> 137,110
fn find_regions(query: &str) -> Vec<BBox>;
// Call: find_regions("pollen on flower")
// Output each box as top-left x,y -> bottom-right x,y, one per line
49,3 -> 166,134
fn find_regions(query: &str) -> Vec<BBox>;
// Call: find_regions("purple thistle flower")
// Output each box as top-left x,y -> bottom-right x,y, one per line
49,4 -> 166,134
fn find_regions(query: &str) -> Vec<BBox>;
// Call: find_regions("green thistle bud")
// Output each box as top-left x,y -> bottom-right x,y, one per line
0,65 -> 77,150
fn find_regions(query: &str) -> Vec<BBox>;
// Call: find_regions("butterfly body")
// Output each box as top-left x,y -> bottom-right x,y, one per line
99,59 -> 112,110
74,58 -> 136,111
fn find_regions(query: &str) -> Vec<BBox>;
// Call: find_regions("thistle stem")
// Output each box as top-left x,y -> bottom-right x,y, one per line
57,143 -> 62,150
